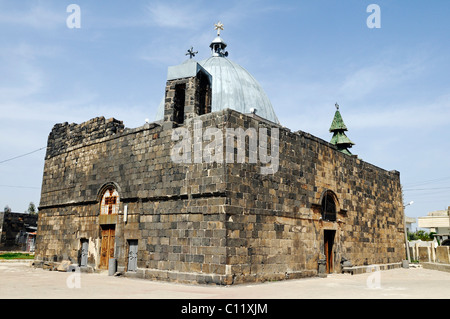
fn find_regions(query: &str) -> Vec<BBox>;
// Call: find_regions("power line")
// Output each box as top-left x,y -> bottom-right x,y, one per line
403,176 -> 450,187
404,186 -> 450,191
0,147 -> 46,164
0,185 -> 40,190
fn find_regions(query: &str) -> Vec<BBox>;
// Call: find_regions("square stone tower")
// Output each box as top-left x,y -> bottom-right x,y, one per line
163,60 -> 212,128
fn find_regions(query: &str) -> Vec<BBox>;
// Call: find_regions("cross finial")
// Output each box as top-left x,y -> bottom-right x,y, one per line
335,102 -> 340,110
186,46 -> 198,59
214,21 -> 224,36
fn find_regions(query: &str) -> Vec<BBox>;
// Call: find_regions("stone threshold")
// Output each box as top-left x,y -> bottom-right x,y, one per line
342,262 -> 403,275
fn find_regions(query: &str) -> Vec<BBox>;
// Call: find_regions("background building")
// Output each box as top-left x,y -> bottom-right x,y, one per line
0,211 -> 37,252
405,216 -> 417,233
418,207 -> 450,243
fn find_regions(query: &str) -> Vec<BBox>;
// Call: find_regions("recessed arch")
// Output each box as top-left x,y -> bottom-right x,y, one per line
97,182 -> 121,215
319,189 -> 339,222
96,182 -> 122,202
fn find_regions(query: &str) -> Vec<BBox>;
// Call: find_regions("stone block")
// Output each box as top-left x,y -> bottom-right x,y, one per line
436,246 -> 450,264
57,260 -> 72,272
418,246 -> 430,262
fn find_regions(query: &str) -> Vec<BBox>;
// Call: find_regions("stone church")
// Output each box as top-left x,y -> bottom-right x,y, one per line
35,24 -> 406,284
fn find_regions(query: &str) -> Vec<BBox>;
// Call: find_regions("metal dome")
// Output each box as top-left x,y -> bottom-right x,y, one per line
155,55 -> 279,124
198,56 -> 279,124
155,23 -> 279,124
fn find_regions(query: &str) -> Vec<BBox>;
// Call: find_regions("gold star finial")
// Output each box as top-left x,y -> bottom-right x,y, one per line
214,21 -> 224,36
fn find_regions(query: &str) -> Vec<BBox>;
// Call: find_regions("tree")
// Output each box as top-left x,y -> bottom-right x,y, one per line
408,230 -> 433,241
430,232 -> 440,245
417,230 -> 432,241
407,231 -> 418,241
3,205 -> 11,213
27,202 -> 37,215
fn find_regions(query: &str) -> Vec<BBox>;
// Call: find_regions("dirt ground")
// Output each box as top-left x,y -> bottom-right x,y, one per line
0,261 -> 449,299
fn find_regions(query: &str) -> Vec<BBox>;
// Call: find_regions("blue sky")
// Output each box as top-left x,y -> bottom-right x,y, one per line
0,0 -> 449,229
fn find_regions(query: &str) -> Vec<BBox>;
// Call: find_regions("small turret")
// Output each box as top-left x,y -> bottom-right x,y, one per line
210,21 -> 228,57
329,103 -> 355,155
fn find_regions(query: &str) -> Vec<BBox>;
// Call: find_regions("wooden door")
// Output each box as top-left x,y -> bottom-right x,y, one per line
100,226 -> 115,269
324,230 -> 335,274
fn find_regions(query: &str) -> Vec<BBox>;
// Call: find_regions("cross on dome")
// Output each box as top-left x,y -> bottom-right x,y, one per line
210,21 -> 228,57
214,21 -> 224,36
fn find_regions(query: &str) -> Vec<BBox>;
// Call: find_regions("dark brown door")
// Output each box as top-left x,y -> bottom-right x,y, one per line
100,226 -> 115,269
324,230 -> 335,273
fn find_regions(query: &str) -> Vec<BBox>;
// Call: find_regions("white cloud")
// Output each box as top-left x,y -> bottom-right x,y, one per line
277,91 -> 450,139
0,64 -> 43,101
271,47 -> 442,136
345,98 -> 450,130
0,55 -> 44,101
139,0 -> 292,68
338,60 -> 424,101
146,1 -> 209,29
0,43 -> 64,102
0,3 -> 63,29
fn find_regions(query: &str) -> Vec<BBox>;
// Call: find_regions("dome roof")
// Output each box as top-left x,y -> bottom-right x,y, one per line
155,24 -> 279,124
200,56 -> 279,123
155,56 -> 279,124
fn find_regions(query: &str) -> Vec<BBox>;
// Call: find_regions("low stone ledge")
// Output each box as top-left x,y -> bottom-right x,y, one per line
57,266 -> 318,285
137,268 -> 229,285
0,259 -> 34,264
422,262 -> 450,273
32,260 -> 94,273
342,262 -> 402,275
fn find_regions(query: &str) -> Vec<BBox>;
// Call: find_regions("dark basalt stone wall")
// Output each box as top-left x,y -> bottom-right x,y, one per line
35,109 -> 404,284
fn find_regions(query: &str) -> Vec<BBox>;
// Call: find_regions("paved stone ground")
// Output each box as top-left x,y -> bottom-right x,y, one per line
0,261 -> 449,300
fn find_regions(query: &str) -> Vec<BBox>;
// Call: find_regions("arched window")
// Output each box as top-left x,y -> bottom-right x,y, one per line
321,191 -> 337,222
197,71 -> 211,116
100,187 -> 120,215
173,83 -> 186,124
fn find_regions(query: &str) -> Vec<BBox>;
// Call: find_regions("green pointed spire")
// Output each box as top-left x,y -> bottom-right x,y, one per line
329,103 -> 355,155
329,108 -> 347,131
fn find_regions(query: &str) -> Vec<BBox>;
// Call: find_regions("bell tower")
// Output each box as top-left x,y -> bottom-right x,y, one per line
163,51 -> 212,127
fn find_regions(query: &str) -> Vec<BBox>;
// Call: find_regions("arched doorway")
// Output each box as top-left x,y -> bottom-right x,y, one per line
99,186 -> 120,269
320,190 -> 338,273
